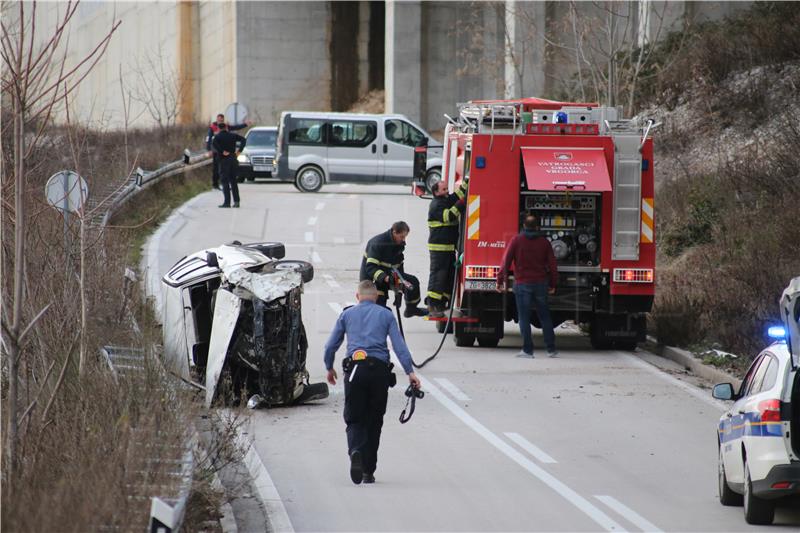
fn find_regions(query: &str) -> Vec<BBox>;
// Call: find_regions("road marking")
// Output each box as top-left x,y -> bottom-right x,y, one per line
623,354 -> 727,411
433,377 -> 471,402
315,201 -> 325,211
504,432 -> 557,464
304,231 -> 313,243
311,251 -> 323,264
328,302 -> 343,315
421,377 -> 626,532
595,495 -> 662,533
334,237 -> 345,244
307,216 -> 317,225
323,274 -> 341,289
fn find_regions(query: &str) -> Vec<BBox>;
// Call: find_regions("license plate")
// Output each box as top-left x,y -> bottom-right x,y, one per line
253,165 -> 270,172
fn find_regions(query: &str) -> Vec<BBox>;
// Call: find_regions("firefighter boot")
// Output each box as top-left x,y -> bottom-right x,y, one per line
404,304 -> 428,318
427,303 -> 445,318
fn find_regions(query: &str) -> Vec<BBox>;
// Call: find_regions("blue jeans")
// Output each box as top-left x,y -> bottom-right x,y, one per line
514,282 -> 555,354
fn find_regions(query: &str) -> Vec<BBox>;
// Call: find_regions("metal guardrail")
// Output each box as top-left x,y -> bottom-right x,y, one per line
96,150 -> 212,228
101,346 -> 196,533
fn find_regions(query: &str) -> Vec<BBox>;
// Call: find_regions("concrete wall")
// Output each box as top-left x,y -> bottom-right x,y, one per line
24,0 -> 755,132
236,1 -> 331,125
27,1 -> 182,129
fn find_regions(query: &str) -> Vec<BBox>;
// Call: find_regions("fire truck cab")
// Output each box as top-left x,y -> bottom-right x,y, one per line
418,97 -> 655,349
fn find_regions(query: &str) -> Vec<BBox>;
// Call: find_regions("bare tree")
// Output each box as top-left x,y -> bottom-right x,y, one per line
128,47 -> 185,129
455,1 -> 690,115
0,0 -> 119,481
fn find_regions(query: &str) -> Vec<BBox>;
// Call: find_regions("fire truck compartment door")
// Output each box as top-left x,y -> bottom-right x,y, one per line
521,147 -> 611,192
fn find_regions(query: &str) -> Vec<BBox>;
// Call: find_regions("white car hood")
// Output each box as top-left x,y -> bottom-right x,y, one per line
204,265 -> 303,407
222,264 -> 302,302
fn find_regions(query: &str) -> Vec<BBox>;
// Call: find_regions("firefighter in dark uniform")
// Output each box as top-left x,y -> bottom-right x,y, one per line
359,221 -> 427,317
205,113 -> 249,189
212,123 -> 247,208
324,280 -> 421,484
426,177 -> 468,316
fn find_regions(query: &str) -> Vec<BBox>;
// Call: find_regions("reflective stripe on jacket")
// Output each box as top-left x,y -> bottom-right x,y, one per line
359,229 -> 405,288
427,180 -> 467,252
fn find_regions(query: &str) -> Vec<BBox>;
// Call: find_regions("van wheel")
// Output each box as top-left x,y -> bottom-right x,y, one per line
264,260 -> 314,283
296,166 -> 324,193
744,460 -> 774,524
718,446 -> 743,506
425,168 -> 442,194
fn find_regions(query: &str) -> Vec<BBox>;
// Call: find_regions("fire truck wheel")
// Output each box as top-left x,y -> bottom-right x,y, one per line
589,323 -> 612,350
425,168 -> 442,193
615,340 -> 638,351
436,320 -> 453,334
295,165 -> 324,193
477,337 -> 500,348
454,333 -> 475,347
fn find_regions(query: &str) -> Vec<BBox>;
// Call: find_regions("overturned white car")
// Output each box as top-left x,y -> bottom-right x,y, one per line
161,241 -> 328,407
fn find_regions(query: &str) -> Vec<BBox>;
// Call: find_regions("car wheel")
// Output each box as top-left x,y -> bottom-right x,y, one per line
266,260 -> 314,283
296,166 -> 324,193
425,168 -> 442,194
718,446 -> 743,506
744,459 -> 774,524
477,336 -> 500,348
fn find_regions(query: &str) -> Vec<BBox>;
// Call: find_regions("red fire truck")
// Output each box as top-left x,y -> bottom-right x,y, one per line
414,97 -> 655,350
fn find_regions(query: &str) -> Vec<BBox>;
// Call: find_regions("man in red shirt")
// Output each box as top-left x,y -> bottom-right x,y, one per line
496,214 -> 558,358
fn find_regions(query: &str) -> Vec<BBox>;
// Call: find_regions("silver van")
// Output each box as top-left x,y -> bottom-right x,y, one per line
274,111 -> 443,192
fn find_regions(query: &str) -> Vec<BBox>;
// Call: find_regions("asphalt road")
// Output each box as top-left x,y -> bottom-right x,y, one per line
146,181 -> 800,532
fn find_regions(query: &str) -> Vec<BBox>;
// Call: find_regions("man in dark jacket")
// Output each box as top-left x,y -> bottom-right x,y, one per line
426,178 -> 468,317
206,113 -> 250,189
496,214 -> 558,358
360,221 -> 427,317
212,123 -> 247,208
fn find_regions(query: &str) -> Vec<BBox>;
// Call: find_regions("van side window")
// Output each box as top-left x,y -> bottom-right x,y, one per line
329,120 -> 377,147
385,119 -> 425,147
288,118 -> 325,145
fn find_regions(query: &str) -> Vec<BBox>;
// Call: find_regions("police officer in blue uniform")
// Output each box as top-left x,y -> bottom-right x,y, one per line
324,280 -> 421,485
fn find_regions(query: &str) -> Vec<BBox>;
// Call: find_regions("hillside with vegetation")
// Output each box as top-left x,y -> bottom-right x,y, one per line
637,3 -> 800,367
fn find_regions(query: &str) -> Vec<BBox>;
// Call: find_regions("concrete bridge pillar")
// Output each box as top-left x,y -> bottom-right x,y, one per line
385,0 -> 422,121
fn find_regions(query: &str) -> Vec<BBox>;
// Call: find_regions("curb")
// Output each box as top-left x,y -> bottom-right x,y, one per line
645,339 -> 742,389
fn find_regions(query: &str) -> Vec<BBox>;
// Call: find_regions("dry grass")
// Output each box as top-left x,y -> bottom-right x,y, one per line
1,122 -> 225,530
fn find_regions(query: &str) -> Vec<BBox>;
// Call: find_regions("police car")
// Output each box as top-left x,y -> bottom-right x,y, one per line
713,277 -> 800,525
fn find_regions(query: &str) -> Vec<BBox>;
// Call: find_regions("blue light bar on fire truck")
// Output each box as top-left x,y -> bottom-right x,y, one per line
612,268 -> 654,283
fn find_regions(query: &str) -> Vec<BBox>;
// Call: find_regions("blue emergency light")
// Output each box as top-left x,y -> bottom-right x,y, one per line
476,156 -> 486,169
767,325 -> 787,339
556,111 -> 568,124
